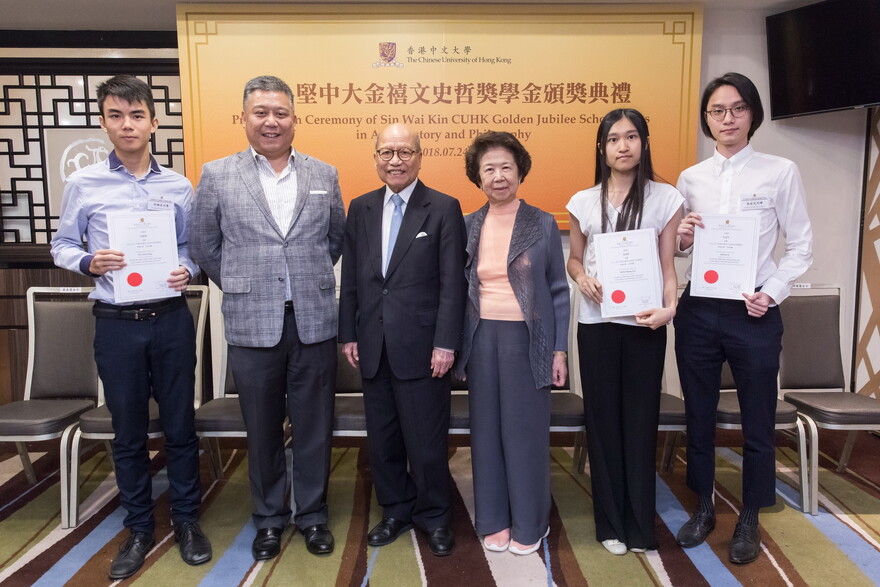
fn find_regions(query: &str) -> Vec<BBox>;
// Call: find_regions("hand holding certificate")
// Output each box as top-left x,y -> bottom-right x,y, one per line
691,214 -> 759,300
107,210 -> 179,303
594,228 -> 663,318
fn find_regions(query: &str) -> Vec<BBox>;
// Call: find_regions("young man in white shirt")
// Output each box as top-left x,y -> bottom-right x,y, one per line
673,72 -> 812,565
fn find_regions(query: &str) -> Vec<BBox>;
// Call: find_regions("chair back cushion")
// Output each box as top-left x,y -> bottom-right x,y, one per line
779,295 -> 845,389
29,293 -> 99,400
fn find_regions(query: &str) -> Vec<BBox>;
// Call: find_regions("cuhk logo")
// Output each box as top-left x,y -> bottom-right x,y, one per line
374,42 -> 403,68
380,42 -> 396,62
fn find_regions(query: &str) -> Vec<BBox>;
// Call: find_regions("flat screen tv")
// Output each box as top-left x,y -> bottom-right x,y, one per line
766,0 -> 880,119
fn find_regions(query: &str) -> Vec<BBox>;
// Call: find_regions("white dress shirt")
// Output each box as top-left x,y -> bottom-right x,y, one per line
251,146 -> 298,232
251,146 -> 298,300
381,179 -> 417,276
676,144 -> 813,305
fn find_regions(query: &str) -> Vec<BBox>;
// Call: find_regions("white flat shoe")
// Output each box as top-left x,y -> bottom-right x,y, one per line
602,539 -> 627,555
482,537 -> 510,552
629,547 -> 647,553
509,527 -> 549,556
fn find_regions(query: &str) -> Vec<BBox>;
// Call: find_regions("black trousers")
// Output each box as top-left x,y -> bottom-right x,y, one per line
361,342 -> 452,532
93,302 -> 199,534
674,284 -> 782,508
468,320 -> 550,545
578,321 -> 665,550
229,306 -> 337,530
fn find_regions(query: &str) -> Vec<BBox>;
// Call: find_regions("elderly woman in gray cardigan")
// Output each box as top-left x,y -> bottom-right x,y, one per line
455,131 -> 569,556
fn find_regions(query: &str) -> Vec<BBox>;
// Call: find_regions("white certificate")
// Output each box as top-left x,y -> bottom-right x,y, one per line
691,214 -> 759,300
594,228 -> 663,318
107,210 -> 179,304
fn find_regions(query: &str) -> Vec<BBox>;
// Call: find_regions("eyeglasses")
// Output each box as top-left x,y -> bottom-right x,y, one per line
705,104 -> 750,121
376,148 -> 419,161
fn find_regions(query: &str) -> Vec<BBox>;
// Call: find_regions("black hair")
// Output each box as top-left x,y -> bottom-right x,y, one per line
699,72 -> 764,140
243,75 -> 295,110
96,75 -> 155,119
594,108 -> 654,233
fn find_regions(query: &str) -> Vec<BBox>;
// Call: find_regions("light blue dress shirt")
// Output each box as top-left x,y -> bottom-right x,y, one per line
50,151 -> 198,304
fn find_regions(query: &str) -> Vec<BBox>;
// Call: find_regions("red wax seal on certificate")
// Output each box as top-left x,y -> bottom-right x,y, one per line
704,270 -> 719,284
611,290 -> 626,304
127,273 -> 143,287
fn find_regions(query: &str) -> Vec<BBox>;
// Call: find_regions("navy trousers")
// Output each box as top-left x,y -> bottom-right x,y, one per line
361,342 -> 452,532
93,302 -> 200,534
674,284 -> 783,508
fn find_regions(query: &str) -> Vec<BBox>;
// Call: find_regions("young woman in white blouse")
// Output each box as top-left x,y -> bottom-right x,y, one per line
566,108 -> 682,555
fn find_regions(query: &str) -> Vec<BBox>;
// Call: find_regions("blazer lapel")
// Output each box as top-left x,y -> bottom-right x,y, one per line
364,188 -> 385,279
234,150 -> 284,237
287,153 -> 311,235
385,180 -> 429,280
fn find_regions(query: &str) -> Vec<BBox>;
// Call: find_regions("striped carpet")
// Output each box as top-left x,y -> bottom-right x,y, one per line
2,431 -> 880,586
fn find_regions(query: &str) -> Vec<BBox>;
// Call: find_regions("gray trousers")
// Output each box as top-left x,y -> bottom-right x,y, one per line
467,319 -> 550,545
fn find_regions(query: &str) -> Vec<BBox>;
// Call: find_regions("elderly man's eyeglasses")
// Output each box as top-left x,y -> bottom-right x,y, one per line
705,104 -> 750,121
376,148 -> 418,161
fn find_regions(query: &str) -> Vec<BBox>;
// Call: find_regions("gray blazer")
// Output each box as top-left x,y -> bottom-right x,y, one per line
189,148 -> 345,347
456,200 -> 569,388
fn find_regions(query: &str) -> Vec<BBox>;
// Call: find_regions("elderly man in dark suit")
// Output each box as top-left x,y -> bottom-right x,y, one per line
339,123 -> 466,556
189,75 -> 345,561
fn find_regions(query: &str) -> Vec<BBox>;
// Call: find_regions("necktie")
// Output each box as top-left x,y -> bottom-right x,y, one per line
385,193 -> 404,274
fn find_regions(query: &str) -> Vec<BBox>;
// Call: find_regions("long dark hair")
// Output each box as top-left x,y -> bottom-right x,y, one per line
594,108 -> 654,233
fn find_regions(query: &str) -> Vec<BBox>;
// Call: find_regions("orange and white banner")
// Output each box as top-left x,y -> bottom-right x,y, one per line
177,4 -> 703,226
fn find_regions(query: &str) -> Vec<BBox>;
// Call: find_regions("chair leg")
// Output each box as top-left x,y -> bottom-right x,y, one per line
206,437 -> 224,480
571,430 -> 587,475
799,414 -> 819,515
793,418 -> 810,514
837,430 -> 858,473
661,431 -> 681,473
60,424 -> 78,529
103,440 -> 115,472
15,442 -> 37,485
69,429 -> 84,528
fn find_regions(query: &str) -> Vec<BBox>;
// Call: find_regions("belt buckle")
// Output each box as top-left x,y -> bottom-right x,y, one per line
134,309 -> 157,321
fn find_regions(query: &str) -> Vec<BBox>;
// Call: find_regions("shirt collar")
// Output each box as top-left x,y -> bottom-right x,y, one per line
384,178 -> 418,205
712,143 -> 755,176
107,150 -> 162,175
250,145 -> 296,170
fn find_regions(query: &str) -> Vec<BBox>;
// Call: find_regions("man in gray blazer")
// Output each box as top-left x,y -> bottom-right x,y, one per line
189,75 -> 345,561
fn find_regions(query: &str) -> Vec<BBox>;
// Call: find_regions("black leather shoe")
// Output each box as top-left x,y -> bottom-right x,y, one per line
109,532 -> 155,580
252,527 -> 284,561
728,522 -> 761,564
302,524 -> 335,555
367,517 -> 413,546
175,521 -> 213,566
676,509 -> 716,548
427,526 -> 455,556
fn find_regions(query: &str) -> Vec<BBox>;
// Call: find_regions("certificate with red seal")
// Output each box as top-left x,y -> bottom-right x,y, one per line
691,214 -> 758,300
107,210 -> 179,303
594,228 -> 662,318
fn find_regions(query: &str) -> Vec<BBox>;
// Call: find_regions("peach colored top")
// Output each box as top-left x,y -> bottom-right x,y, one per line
477,200 -> 524,321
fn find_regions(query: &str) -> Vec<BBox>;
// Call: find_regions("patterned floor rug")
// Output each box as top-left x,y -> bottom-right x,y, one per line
1,430 -> 880,586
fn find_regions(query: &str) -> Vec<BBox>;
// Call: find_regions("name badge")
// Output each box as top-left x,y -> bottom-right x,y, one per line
148,199 -> 173,211
740,195 -> 771,211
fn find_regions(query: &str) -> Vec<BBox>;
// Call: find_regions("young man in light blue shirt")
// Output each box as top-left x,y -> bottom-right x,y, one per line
51,75 -> 211,580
